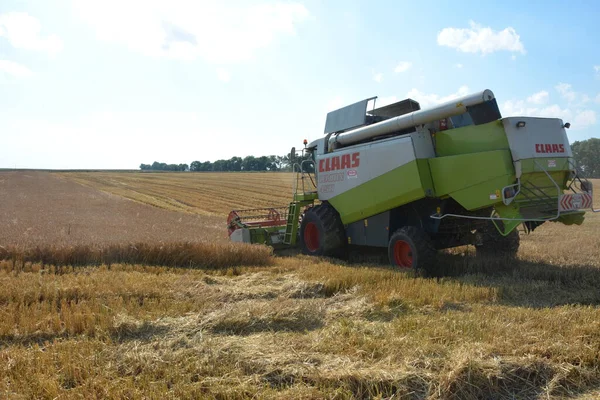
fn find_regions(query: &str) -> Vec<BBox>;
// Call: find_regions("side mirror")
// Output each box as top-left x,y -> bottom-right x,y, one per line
290,147 -> 296,164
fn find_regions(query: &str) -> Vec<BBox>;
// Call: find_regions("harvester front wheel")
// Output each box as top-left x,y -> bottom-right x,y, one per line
475,223 -> 520,258
300,203 -> 346,257
388,226 -> 436,274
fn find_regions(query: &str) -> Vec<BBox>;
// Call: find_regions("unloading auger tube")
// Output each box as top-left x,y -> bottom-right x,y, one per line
329,89 -> 494,148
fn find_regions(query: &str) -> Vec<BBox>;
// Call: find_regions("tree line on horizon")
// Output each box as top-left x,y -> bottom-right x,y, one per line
140,138 -> 599,177
139,154 -> 315,172
571,138 -> 600,178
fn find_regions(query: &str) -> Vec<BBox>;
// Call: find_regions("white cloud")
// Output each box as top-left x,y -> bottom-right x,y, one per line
455,63 -> 463,69
554,82 -> 590,105
394,61 -> 412,73
538,104 -> 572,119
0,59 -> 33,78
216,68 -> 230,82
373,72 -> 383,83
573,110 -> 596,129
501,99 -> 572,119
73,1 -> 309,63
437,21 -> 525,55
526,90 -> 549,105
0,12 -> 62,55
555,82 -> 576,102
502,88 -> 597,130
406,86 -> 470,108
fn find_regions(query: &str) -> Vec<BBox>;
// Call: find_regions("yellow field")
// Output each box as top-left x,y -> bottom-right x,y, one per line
60,171 -> 299,215
60,172 -> 600,267
1,172 -> 600,399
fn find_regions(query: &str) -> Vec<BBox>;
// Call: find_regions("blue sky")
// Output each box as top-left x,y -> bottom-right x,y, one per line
1,0 -> 599,169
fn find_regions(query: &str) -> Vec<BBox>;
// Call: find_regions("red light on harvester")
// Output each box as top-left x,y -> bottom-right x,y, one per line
303,139 -> 308,146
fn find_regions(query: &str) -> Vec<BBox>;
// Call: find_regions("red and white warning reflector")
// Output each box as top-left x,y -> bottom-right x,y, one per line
559,192 -> 593,211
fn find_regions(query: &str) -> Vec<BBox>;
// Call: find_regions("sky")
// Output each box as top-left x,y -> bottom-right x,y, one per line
1,0 -> 599,169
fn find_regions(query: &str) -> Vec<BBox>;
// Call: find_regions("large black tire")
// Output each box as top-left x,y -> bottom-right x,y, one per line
388,226 -> 436,274
299,203 -> 346,257
475,223 -> 520,258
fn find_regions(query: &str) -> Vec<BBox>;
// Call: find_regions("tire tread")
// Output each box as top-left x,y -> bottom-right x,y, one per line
300,202 -> 345,257
388,226 -> 436,274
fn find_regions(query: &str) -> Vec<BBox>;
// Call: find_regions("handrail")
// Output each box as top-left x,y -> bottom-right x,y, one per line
568,159 -> 599,213
292,160 -> 316,196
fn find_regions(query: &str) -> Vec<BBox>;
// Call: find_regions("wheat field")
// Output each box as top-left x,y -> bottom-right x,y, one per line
61,171 -> 299,215
1,171 -> 599,399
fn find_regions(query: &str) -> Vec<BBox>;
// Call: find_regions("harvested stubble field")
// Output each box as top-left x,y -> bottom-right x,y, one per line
0,171 -> 226,246
61,171 -> 298,215
1,171 -> 600,399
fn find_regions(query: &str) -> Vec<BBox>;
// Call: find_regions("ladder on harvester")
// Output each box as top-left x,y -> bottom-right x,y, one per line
282,195 -> 317,245
283,202 -> 301,245
283,159 -> 319,245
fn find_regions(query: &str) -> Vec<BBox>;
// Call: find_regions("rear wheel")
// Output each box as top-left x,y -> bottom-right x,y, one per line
388,226 -> 436,274
300,203 -> 346,257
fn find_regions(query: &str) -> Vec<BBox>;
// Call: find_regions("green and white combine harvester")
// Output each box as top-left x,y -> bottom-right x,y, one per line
227,89 -> 598,272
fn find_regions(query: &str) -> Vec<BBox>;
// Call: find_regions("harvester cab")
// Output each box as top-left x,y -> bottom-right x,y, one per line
228,89 -> 598,273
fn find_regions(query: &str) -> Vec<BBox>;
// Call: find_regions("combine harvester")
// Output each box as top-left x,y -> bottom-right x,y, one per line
227,89 -> 598,272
